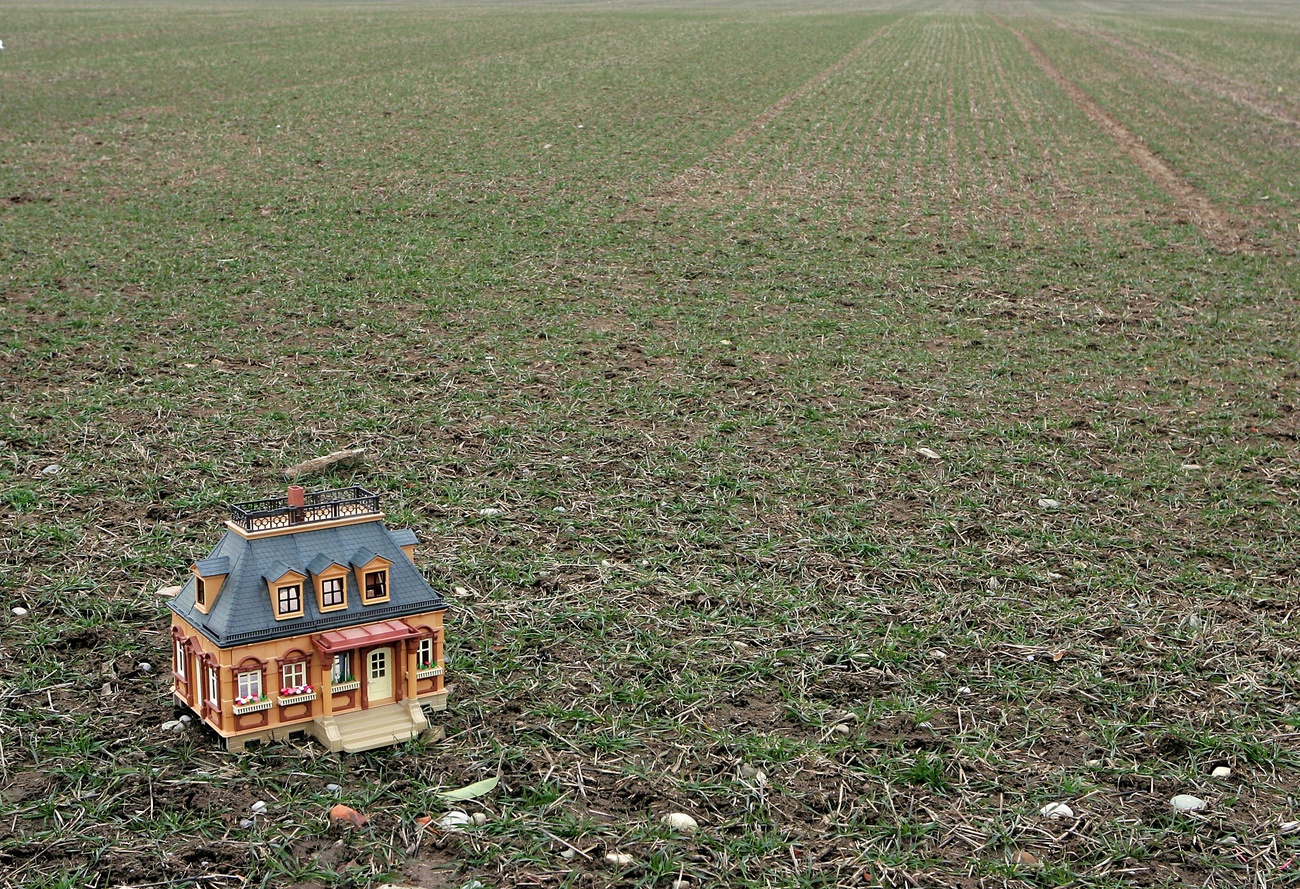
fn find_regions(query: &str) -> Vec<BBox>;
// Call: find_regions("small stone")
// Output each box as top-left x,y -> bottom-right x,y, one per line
833,724 -> 851,735
438,810 -> 472,830
1010,850 -> 1041,868
958,686 -> 972,695
137,662 -> 154,674
1171,794 -> 1207,812
985,577 -> 1001,590
1218,835 -> 1238,845
560,849 -> 576,860
916,447 -> 942,461
605,852 -> 634,867
179,715 -> 192,724
1181,463 -> 1202,471
671,881 -> 691,889
251,801 -> 268,814
478,508 -> 502,517
12,607 -> 28,616
421,725 -> 447,743
1038,498 -> 1061,509
734,641 -> 749,650
661,812 -> 698,833
162,720 -> 182,732
929,648 -> 947,660
553,506 -> 566,513
41,464 -> 60,476
170,721 -> 185,734
471,812 -> 488,826
1039,802 -> 1074,819
325,783 -> 342,794
1212,766 -> 1231,779
239,819 -> 254,828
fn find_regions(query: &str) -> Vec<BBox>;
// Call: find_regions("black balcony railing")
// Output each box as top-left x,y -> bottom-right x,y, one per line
229,486 -> 381,532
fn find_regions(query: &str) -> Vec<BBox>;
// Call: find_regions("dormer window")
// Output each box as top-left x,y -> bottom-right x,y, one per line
322,577 -> 345,608
264,563 -> 307,620
277,584 -> 302,617
351,551 -> 392,605
191,556 -> 230,615
308,556 -> 349,613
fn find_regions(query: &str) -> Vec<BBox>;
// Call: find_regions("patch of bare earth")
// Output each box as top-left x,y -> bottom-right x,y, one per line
993,18 -> 1254,253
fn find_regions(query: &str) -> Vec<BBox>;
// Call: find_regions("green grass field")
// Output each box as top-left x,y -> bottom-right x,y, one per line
1,1 -> 1297,886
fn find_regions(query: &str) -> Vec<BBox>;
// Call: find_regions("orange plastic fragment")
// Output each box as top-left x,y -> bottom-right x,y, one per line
329,803 -> 369,827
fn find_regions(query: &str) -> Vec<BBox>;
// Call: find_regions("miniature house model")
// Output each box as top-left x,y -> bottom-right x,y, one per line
168,485 -> 448,752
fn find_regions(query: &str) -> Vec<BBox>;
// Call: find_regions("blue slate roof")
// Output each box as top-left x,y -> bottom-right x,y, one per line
169,517 -> 446,649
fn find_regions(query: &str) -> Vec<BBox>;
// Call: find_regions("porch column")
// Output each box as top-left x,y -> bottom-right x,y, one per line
405,638 -> 417,701
319,656 -> 334,717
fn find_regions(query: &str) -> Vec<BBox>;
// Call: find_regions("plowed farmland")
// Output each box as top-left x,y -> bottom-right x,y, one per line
1,1 -> 1297,887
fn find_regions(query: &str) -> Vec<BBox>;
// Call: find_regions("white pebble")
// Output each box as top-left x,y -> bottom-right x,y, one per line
1181,463 -> 1202,471
11,607 -> 28,616
957,686 -> 972,695
478,508 -> 502,517
833,724 -> 851,735
605,852 -> 634,867
161,720 -> 182,731
41,464 -> 60,476
1039,802 -> 1074,819
1171,794 -> 1207,812
239,818 -> 254,828
325,783 -> 342,794
138,662 -> 154,674
916,447 -> 942,461
553,506 -> 566,513
1212,766 -> 1232,779
179,715 -> 192,724
438,810 -> 472,830
250,801 -> 267,814
1038,498 -> 1061,509
671,881 -> 691,889
560,849 -> 576,860
471,812 -> 488,826
661,812 -> 698,833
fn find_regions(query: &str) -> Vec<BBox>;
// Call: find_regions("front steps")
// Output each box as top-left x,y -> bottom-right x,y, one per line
313,701 -> 429,753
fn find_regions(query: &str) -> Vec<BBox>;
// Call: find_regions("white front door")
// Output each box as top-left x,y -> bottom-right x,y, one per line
368,647 -> 393,703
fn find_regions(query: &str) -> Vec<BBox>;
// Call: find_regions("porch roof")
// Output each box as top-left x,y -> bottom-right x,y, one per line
313,619 -> 418,653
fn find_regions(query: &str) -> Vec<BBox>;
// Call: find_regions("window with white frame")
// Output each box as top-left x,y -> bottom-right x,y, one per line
321,576 -> 345,608
236,670 -> 263,702
419,637 -> 435,668
331,652 -> 352,683
281,661 -> 307,692
174,639 -> 187,678
206,664 -> 219,705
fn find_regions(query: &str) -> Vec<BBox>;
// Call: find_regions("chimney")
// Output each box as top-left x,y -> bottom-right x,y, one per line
287,485 -> 305,522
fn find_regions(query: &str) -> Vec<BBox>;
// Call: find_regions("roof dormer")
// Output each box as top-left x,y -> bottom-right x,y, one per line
351,550 -> 393,605
263,563 -> 308,621
192,556 -> 230,615
307,554 -> 350,614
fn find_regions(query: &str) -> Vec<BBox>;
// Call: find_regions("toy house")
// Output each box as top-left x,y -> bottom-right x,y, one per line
167,485 -> 448,752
